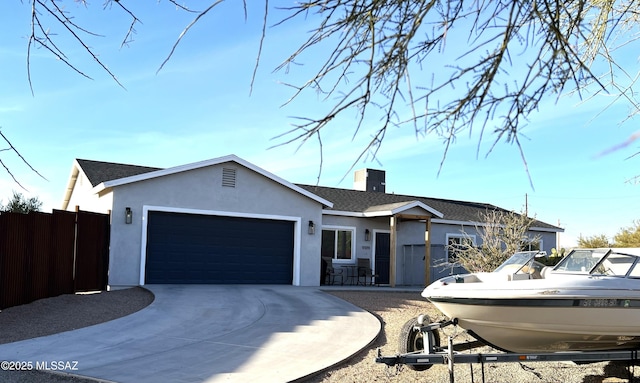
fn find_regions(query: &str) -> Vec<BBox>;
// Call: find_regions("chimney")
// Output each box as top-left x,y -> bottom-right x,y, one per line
354,168 -> 386,193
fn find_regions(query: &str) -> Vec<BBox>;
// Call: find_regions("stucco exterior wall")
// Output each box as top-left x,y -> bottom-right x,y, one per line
392,220 -> 426,285
64,158 -> 561,289
320,215 -> 390,264
107,163 -> 323,288
427,222 -> 559,281
428,223 -> 558,254
320,217 -> 560,286
66,171 -> 113,213
321,215 -> 431,285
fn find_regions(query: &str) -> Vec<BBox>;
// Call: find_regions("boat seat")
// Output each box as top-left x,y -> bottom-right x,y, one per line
529,268 -> 542,279
508,273 -> 531,281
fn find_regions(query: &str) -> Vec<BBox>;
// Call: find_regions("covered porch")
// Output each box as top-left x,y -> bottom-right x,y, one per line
321,201 -> 444,288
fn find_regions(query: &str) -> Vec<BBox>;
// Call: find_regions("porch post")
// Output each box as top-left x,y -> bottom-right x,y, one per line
390,215 -> 397,287
425,217 -> 432,286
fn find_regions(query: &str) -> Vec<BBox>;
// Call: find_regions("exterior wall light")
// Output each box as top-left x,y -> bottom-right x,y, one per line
308,220 -> 315,235
365,229 -> 371,241
125,207 -> 133,224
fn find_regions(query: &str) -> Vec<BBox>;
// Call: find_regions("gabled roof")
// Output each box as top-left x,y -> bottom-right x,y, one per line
76,159 -> 162,187
296,184 -> 562,232
64,157 -> 561,232
65,155 -> 333,209
362,201 -> 444,218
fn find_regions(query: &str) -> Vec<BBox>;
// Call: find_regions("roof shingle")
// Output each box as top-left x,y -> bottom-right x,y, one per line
74,159 -> 561,231
77,159 -> 161,187
296,184 -> 560,230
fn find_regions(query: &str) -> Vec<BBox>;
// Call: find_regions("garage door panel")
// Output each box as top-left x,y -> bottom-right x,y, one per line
145,211 -> 294,284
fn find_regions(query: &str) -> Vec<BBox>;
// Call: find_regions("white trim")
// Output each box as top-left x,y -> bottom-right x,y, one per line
322,210 -> 364,217
365,201 -> 444,218
321,225 -> 357,263
431,218 -> 564,233
323,201 -> 445,219
323,213 -> 565,234
529,226 -> 564,233
431,218 -> 483,226
139,205 -> 302,286
93,154 -> 333,208
61,160 -> 82,210
523,237 -> 544,252
445,233 -> 477,263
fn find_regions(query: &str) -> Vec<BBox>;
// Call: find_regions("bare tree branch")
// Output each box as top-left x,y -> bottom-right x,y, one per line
28,0 -> 126,93
250,0 -> 268,96
12,0 -> 640,184
157,0 -> 231,73
0,130 -> 48,191
269,0 -> 639,180
108,0 -> 143,48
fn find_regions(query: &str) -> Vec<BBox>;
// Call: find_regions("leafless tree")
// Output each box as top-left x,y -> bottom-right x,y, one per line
12,0 -> 640,184
0,130 -> 47,190
449,209 -> 541,273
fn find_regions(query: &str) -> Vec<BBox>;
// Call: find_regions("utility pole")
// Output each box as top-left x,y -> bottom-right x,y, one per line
525,193 -> 528,217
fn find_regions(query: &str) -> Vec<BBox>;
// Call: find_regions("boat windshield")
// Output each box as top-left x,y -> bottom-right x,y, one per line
554,249 -> 640,277
553,249 -> 607,274
494,251 -> 544,274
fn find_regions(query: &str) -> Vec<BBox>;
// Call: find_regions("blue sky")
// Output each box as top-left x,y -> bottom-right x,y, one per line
0,1 -> 638,247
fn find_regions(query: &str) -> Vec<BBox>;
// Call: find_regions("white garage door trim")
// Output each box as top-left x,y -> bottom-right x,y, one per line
139,205 -> 302,286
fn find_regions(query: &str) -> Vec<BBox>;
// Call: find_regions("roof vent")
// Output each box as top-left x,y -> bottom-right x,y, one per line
354,168 -> 386,193
222,167 -> 237,188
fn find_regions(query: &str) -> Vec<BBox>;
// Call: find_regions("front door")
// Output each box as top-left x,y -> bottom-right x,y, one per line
374,232 -> 391,285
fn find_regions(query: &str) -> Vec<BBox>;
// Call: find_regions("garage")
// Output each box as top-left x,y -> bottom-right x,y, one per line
145,211 -> 295,284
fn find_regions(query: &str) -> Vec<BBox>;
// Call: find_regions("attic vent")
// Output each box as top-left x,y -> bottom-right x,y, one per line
222,167 -> 237,187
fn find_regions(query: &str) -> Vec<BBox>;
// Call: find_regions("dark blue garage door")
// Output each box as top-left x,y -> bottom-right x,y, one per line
145,211 -> 294,284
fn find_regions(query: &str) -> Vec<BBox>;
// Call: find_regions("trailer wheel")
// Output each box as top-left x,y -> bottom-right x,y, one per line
398,316 -> 440,371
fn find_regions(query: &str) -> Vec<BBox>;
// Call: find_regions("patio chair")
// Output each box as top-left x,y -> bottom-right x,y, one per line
357,257 -> 378,286
322,257 -> 344,285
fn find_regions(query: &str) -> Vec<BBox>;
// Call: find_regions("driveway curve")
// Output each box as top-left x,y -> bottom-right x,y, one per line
0,285 -> 380,383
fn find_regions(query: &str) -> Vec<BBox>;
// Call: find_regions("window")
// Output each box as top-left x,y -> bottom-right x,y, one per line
446,234 -> 475,264
321,227 -> 354,261
521,239 -> 542,252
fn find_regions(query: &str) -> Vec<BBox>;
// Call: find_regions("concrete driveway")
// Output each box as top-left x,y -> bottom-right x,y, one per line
0,285 -> 380,383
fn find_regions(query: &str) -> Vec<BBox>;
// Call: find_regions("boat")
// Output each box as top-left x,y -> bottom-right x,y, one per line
422,248 -> 640,353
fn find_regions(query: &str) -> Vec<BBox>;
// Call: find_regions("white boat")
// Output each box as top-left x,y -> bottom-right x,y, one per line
422,248 -> 640,353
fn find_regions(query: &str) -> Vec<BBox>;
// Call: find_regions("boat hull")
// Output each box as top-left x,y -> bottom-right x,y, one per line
429,297 -> 640,352
423,249 -> 640,352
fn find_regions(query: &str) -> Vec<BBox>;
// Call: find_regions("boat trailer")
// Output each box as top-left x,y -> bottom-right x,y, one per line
375,318 -> 640,383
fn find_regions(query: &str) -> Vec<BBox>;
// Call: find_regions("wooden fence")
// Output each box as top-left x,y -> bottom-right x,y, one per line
0,209 -> 110,309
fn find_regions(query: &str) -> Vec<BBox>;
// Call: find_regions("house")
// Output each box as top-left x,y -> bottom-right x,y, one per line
62,155 -> 563,289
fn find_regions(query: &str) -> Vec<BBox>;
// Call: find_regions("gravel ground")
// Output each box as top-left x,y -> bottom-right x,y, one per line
0,288 -> 154,383
0,288 -> 154,345
311,290 -> 640,383
1,288 -> 639,383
